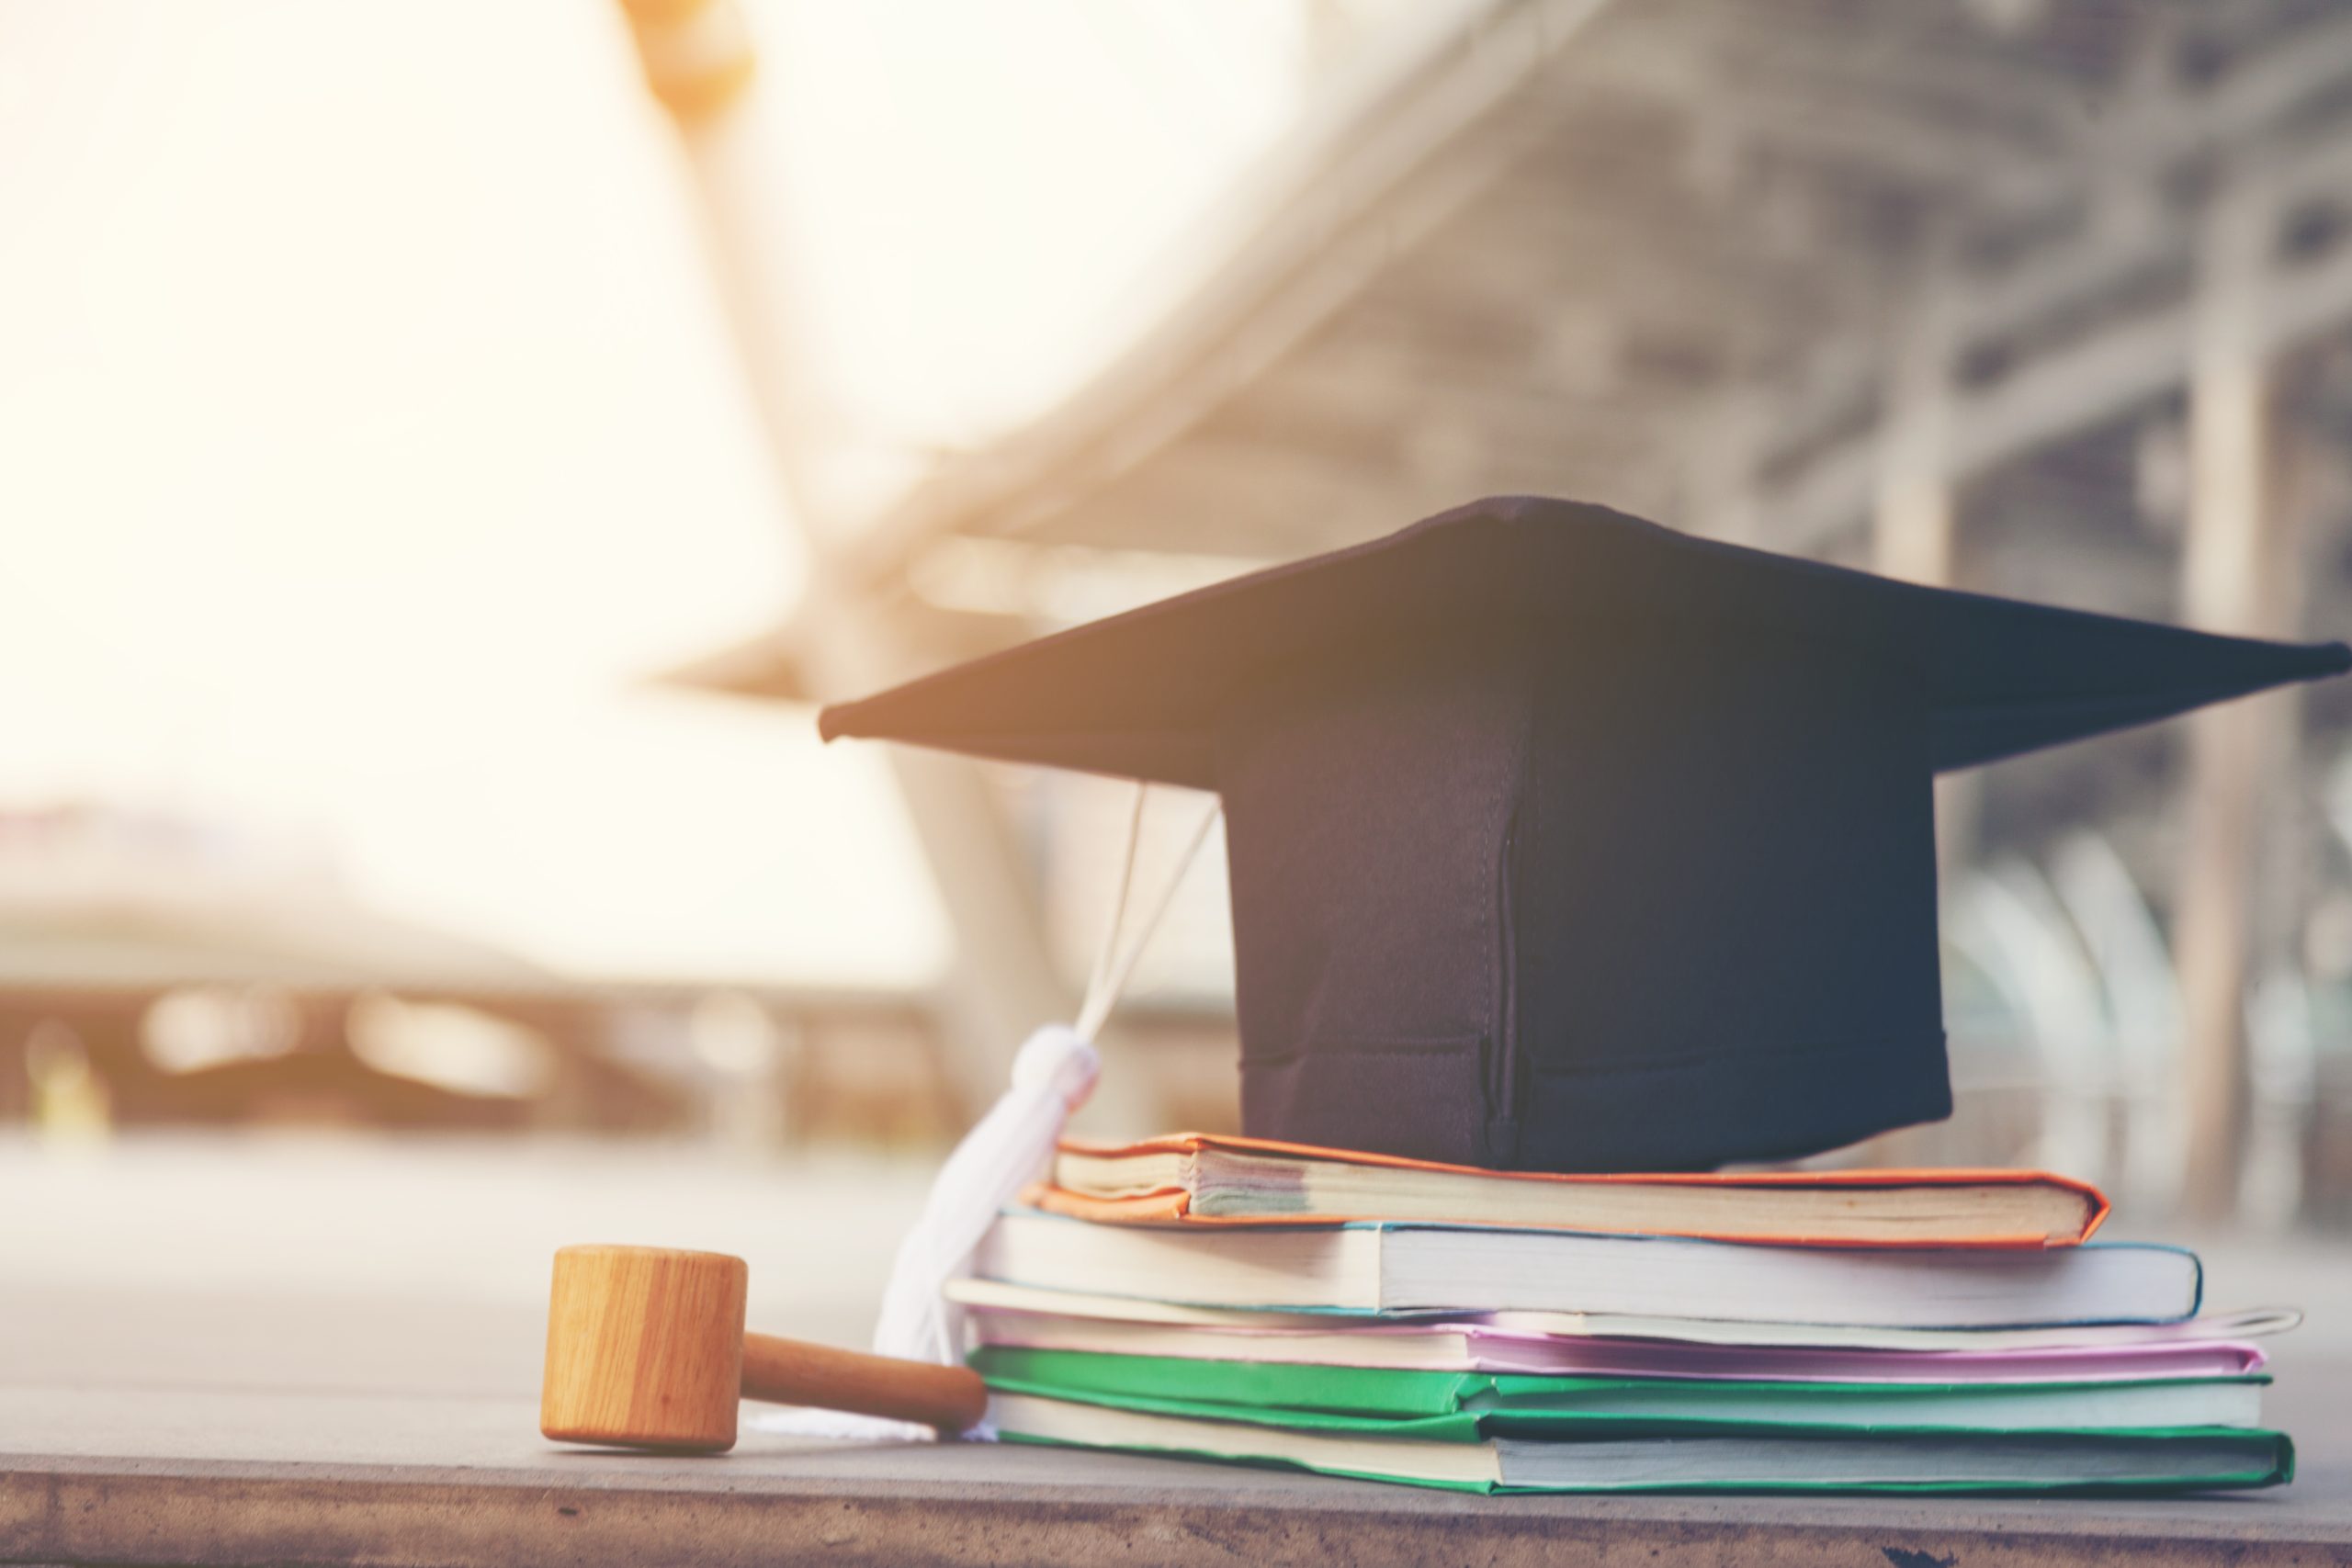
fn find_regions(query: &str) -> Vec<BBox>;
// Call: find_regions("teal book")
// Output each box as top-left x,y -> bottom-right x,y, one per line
989,1389 -> 2295,1495
977,1348 -> 2293,1495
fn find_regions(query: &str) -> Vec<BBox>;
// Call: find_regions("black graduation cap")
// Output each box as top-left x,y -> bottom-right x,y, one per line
820,497 -> 2350,1173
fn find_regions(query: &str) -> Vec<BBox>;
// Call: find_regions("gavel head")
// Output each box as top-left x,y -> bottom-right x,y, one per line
541,1244 -> 748,1452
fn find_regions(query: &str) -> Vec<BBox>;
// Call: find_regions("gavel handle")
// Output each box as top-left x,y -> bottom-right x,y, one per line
740,1333 -> 989,1434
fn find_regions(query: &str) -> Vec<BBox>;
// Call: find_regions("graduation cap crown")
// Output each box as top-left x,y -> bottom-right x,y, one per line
822,498 -> 2350,1173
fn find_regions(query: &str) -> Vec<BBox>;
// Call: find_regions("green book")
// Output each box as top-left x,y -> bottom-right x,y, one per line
971,1347 -> 2271,1433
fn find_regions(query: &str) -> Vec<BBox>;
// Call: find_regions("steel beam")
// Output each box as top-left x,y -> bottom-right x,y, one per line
615,0 -> 1088,1122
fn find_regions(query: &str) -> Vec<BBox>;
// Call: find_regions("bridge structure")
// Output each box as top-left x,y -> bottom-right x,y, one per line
652,0 -> 2352,1218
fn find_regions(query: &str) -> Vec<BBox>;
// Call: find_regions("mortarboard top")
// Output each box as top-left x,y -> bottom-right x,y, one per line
820,497 -> 2351,1174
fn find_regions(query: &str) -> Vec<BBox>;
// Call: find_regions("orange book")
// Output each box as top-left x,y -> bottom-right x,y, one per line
1033,1133 -> 2108,1249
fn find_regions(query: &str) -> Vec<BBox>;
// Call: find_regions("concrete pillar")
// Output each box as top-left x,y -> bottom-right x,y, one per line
1689,388 -> 1766,546
1871,324 -> 1957,589
1872,245 -> 1979,873
2175,167 -> 2303,1222
1853,244 -> 1979,1170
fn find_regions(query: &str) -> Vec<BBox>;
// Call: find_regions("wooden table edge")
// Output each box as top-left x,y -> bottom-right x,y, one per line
5,1453 -> 2349,1568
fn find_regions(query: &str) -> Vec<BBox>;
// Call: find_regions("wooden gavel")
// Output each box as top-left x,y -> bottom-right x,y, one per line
540,1245 -> 989,1452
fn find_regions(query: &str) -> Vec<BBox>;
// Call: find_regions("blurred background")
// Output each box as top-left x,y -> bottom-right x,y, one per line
7,0 -> 2352,1369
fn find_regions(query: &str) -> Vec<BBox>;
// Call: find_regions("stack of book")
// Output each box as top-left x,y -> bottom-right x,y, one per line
953,1134 -> 2297,1495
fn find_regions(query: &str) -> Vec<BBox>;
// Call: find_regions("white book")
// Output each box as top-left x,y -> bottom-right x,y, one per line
947,1279 -> 2299,1353
974,1211 -> 2201,1328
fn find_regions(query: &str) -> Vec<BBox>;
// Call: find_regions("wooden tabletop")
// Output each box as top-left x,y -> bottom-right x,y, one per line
7,1380 -> 2352,1568
6,1288 -> 2351,1568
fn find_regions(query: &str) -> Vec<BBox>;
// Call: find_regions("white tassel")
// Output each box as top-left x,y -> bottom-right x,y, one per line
745,1024 -> 1096,1443
871,1022 -> 1100,1365
750,787 -> 1216,1444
